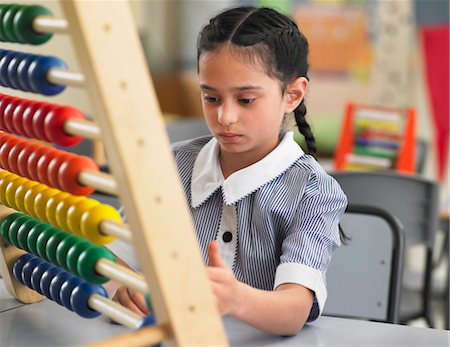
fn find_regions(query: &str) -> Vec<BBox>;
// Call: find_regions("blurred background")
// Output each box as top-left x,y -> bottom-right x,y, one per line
1,0 -> 448,330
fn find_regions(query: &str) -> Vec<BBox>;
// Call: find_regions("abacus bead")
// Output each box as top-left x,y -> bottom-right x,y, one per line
36,227 -> 57,260
16,218 -> 36,251
21,256 -> 43,288
34,187 -> 60,222
26,146 -> 48,181
16,55 -> 35,92
8,214 -> 30,247
31,261 -> 51,294
0,212 -> 22,243
40,266 -> 63,298
0,172 -> 13,205
45,231 -> 67,265
2,5 -> 21,42
11,100 -> 32,135
0,138 -> 17,169
50,271 -> 73,305
0,7 -> 10,41
5,176 -> 27,209
22,101 -> 47,138
28,56 -> 67,96
46,192 -> 70,227
15,180 -> 39,213
7,53 -> 27,90
8,140 -> 28,174
44,106 -> 85,147
31,103 -> 53,140
47,153 -> 73,188
70,282 -> 106,318
12,253 -> 33,283
17,142 -> 41,177
24,184 -> 47,217
58,156 -> 98,196
80,204 -> 119,244
36,148 -> 58,185
77,246 -> 116,284
12,5 -> 53,45
60,276 -> 82,311
66,199 -> 100,236
27,223 -> 52,256
67,241 -> 92,275
3,99 -> 21,133
56,235 -> 79,269
55,195 -> 85,230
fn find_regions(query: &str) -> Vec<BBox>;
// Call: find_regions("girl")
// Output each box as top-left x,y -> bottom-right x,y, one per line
112,6 -> 347,336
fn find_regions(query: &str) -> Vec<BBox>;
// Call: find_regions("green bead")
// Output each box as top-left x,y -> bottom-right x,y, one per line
145,292 -> 153,312
56,235 -> 81,270
16,219 -> 38,251
27,223 -> 51,256
77,246 -> 116,284
2,5 -> 21,43
67,241 -> 92,276
45,231 -> 68,265
36,227 -> 57,261
0,213 -> 23,243
13,5 -> 52,45
8,214 -> 30,247
0,5 -> 15,42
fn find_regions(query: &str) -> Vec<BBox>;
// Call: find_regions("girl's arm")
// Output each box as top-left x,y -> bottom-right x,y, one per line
207,241 -> 314,336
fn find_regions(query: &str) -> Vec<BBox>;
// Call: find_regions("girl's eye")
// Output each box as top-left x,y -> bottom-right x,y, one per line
203,96 -> 219,104
239,98 -> 255,105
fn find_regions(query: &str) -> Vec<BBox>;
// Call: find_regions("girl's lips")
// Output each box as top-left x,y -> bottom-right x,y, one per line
218,133 -> 242,142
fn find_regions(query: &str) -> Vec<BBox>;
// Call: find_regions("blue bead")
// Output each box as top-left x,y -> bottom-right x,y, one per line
49,271 -> 73,305
60,276 -> 82,311
139,314 -> 157,328
70,282 -> 107,319
27,55 -> 67,95
7,52 -> 27,90
40,266 -> 63,299
30,262 -> 51,294
0,50 -> 15,88
12,253 -> 33,284
21,256 -> 43,288
16,55 -> 35,92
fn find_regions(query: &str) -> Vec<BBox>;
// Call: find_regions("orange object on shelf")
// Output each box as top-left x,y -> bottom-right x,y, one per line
334,103 -> 416,173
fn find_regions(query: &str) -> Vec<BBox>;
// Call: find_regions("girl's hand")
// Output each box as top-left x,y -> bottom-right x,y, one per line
112,286 -> 149,317
207,240 -> 242,316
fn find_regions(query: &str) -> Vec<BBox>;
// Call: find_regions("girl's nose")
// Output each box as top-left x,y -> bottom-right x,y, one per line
217,102 -> 238,126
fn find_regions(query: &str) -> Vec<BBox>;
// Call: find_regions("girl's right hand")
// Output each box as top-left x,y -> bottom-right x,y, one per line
112,286 -> 149,317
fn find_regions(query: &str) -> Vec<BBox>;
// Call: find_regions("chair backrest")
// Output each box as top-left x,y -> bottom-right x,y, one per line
330,171 -> 439,247
324,204 -> 405,323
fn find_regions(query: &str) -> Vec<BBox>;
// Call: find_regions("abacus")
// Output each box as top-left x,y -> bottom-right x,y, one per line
0,1 -> 227,346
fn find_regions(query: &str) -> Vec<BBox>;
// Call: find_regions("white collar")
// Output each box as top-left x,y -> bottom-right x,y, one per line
191,131 -> 304,207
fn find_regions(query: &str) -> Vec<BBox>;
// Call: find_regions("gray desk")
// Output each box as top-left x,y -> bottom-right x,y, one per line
1,281 -> 449,347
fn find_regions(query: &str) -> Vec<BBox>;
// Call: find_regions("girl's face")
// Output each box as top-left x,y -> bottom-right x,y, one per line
199,45 -> 304,166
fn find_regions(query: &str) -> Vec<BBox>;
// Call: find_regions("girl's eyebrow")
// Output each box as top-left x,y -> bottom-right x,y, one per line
200,83 -> 262,91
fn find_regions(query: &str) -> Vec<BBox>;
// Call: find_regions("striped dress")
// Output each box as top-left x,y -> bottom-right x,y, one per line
173,131 -> 347,322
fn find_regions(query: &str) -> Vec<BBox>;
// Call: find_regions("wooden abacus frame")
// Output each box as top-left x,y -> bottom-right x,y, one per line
0,1 -> 227,346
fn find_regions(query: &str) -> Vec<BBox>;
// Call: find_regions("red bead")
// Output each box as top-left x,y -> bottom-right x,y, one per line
0,95 -> 18,132
17,142 -> 42,178
32,104 -> 54,142
43,106 -> 85,147
58,156 -> 98,195
22,101 -> 47,139
3,99 -> 22,134
27,146 -> 49,181
47,152 -> 74,189
36,148 -> 59,185
11,100 -> 34,136
0,138 -> 22,170
8,140 -> 29,175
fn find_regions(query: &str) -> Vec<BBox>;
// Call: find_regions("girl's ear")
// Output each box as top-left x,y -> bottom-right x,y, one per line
284,77 -> 308,113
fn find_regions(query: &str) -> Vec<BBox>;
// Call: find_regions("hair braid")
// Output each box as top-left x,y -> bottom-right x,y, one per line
294,101 -> 317,159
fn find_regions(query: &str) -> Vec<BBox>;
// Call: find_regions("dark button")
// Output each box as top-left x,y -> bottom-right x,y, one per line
222,231 -> 233,243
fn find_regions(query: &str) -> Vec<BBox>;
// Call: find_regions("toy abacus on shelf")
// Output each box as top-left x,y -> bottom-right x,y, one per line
334,103 -> 416,173
0,1 -> 227,346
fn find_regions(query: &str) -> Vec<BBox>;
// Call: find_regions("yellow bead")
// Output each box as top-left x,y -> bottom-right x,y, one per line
5,177 -> 28,209
66,198 -> 100,236
45,192 -> 70,227
0,172 -> 15,205
80,204 -> 119,244
55,195 -> 85,231
23,184 -> 48,217
15,180 -> 40,213
34,188 -> 61,223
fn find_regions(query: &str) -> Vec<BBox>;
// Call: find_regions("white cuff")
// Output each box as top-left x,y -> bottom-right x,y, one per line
274,262 -> 327,315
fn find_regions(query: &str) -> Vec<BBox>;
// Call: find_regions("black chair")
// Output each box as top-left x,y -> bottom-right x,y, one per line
324,204 -> 405,323
330,171 -> 440,327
